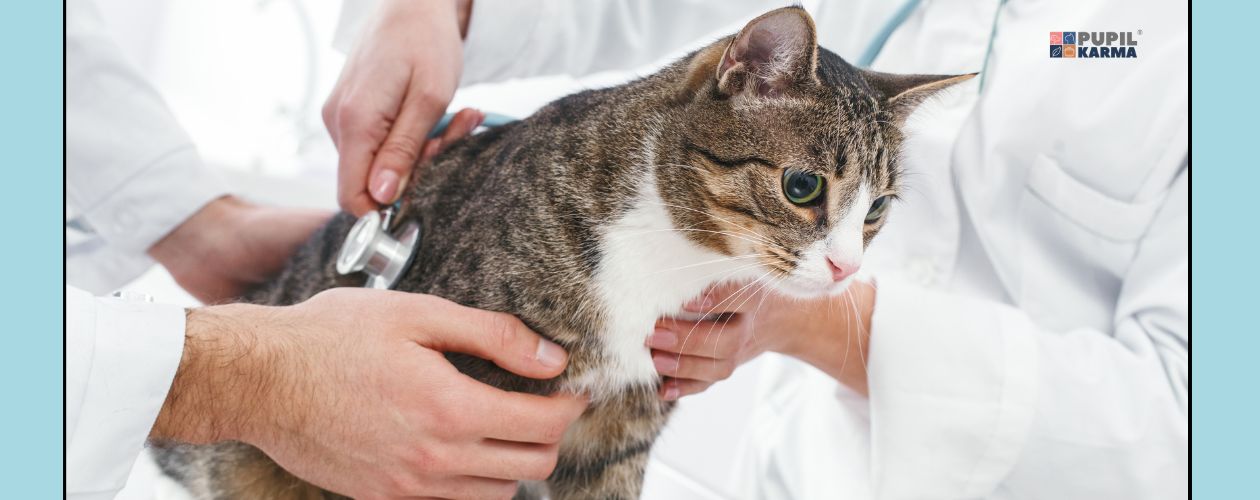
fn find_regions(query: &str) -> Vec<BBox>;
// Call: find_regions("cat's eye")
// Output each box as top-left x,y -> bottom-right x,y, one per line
865,196 -> 890,223
782,170 -> 825,205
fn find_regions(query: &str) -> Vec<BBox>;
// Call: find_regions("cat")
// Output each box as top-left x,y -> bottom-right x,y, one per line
154,7 -> 972,500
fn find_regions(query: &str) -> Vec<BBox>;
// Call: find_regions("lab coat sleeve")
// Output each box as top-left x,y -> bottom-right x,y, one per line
66,286 -> 186,500
866,170 -> 1188,499
334,0 -> 774,86
66,0 -> 228,292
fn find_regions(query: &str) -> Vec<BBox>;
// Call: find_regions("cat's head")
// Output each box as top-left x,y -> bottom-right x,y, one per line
653,6 -> 973,297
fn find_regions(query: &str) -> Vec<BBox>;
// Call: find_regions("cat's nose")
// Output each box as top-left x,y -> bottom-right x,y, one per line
826,256 -> 859,282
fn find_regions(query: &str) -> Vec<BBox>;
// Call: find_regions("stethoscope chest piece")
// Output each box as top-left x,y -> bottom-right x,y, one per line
336,209 -> 421,290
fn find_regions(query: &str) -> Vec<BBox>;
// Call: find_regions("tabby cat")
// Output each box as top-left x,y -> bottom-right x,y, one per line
155,7 -> 971,499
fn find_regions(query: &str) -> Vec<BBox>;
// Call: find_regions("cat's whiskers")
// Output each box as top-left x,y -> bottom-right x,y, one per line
820,289 -> 850,383
633,195 -> 779,247
700,270 -> 776,360
705,272 -> 779,366
675,269 -> 776,364
607,227 -> 775,253
599,164 -> 782,253
842,288 -> 869,374
609,206 -> 779,254
823,288 -> 851,381
654,261 -> 769,324
644,253 -> 773,277
742,275 -> 782,353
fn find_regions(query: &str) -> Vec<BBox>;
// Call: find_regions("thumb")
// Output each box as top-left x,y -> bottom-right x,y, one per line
367,96 -> 445,205
414,298 -> 569,380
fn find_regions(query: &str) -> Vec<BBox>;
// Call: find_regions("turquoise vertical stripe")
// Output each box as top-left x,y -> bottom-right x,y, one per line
856,0 -> 922,68
0,1 -> 1207,497
0,0 -> 65,496
1192,2 -> 1249,498
429,111 -> 517,138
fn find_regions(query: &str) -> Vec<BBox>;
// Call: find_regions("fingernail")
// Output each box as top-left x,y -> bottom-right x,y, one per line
664,382 -> 680,401
370,169 -> 400,203
647,328 -> 677,349
535,338 -> 566,368
653,354 -> 678,374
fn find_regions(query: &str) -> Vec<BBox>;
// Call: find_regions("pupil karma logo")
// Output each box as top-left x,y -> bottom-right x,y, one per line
1050,31 -> 1139,58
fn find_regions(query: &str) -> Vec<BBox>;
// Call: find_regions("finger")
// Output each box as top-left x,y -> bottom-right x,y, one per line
321,92 -> 342,148
462,440 -> 561,482
417,108 -> 482,163
651,350 -> 736,383
237,208 -> 334,285
438,108 -> 483,146
412,297 -> 569,379
465,387 -> 588,444
418,138 -> 443,164
660,377 -> 714,401
646,317 -> 746,359
265,208 -> 332,250
289,209 -> 334,236
327,82 -> 402,215
367,89 -> 447,206
336,121 -> 382,216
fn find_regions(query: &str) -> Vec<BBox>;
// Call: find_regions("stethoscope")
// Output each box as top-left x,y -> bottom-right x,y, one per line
335,112 -> 514,289
338,0 -> 1007,289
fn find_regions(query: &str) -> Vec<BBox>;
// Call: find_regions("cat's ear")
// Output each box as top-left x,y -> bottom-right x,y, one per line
716,7 -> 820,98
862,71 -> 977,124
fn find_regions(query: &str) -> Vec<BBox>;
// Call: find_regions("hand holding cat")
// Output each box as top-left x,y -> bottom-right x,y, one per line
649,280 -> 877,399
324,0 -> 476,216
151,289 -> 587,499
148,196 -> 331,304
647,291 -> 765,401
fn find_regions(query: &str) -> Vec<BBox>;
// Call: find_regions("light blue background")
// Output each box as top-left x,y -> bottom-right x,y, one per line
1,0 -> 64,496
1191,2 -> 1245,498
0,0 -> 1214,496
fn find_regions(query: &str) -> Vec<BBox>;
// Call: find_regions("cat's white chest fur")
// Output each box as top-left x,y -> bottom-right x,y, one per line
572,181 -> 763,397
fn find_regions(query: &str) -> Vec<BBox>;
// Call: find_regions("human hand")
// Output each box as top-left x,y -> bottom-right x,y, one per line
148,196 -> 331,304
324,0 -> 475,216
152,288 -> 588,499
646,281 -> 769,401
649,280 -> 876,399
149,105 -> 479,303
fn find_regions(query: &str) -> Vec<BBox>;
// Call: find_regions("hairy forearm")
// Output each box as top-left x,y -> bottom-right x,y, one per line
147,195 -> 234,268
150,304 -> 278,444
146,196 -> 258,304
145,195 -> 331,304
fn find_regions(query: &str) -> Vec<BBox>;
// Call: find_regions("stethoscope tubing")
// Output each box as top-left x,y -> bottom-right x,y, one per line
429,111 -> 517,138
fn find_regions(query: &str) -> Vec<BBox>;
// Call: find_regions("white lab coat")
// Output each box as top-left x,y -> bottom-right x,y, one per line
339,0 -> 1188,498
65,0 -> 228,498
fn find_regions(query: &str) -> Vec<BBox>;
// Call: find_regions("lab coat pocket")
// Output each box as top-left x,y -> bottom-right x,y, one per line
1024,155 -> 1164,242
1016,155 -> 1165,330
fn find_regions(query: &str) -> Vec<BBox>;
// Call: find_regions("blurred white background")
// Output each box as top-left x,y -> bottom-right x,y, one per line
98,0 -> 344,182
96,0 -> 664,306
93,2 -> 768,499
94,0 -> 667,206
